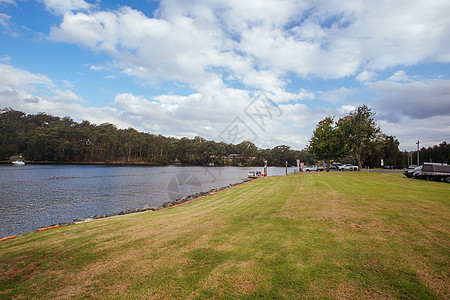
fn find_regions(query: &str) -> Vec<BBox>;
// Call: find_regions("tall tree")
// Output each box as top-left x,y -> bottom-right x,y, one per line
308,116 -> 344,171
338,105 -> 380,170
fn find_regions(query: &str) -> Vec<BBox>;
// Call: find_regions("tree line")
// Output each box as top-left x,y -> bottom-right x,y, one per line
0,108 -> 314,167
2,107 -> 445,168
413,142 -> 450,165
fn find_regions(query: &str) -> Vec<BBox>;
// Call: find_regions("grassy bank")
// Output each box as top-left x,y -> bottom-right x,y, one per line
1,173 -> 449,299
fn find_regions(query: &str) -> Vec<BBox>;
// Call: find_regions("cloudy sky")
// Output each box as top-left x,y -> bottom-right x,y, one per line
1,0 -> 449,150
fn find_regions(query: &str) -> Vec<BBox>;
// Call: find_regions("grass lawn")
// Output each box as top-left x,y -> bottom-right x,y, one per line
1,172 -> 449,299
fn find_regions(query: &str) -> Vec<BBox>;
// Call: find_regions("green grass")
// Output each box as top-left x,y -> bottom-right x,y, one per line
1,172 -> 449,299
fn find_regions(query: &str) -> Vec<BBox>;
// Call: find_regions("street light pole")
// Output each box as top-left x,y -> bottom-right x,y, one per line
416,140 -> 420,166
285,161 -> 287,175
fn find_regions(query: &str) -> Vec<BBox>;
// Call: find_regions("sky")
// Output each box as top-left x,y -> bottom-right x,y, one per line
0,0 -> 449,151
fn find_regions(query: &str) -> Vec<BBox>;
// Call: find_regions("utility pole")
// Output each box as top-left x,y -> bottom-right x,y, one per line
416,140 -> 420,166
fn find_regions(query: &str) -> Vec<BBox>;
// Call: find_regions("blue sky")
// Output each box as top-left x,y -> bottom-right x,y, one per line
1,0 -> 449,151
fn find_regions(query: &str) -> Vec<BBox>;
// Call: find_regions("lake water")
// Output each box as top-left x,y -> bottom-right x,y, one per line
0,164 -> 292,237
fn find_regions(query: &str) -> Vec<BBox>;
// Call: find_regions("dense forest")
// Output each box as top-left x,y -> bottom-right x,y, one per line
1,108 -> 447,168
0,108 -> 314,167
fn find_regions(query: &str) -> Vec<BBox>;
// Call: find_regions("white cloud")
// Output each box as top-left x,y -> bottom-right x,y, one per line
239,26 -> 361,78
0,13 -> 11,27
89,65 -> 102,71
337,105 -> 356,115
49,0 -> 450,94
322,0 -> 450,69
61,79 -> 74,89
356,70 -> 377,82
49,6 -> 242,89
112,90 -> 255,140
38,0 -> 93,15
318,87 -> 354,104
386,70 -> 412,82
0,63 -> 52,88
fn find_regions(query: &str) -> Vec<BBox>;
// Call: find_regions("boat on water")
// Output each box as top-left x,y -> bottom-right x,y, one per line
12,159 -> 25,166
248,171 -> 265,178
248,171 -> 258,178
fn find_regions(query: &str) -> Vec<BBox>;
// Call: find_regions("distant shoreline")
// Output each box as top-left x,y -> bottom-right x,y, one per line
0,161 -> 265,167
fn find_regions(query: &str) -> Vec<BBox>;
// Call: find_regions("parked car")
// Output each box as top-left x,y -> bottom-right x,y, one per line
403,165 -> 417,178
331,163 -> 342,170
421,163 -> 450,182
412,166 -> 423,179
339,164 -> 358,171
303,165 -> 325,172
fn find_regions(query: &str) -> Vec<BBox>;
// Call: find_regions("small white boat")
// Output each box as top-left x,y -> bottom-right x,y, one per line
12,159 -> 25,166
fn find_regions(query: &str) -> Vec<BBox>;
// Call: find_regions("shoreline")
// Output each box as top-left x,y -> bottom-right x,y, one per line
0,160 -> 271,168
1,177 -> 258,241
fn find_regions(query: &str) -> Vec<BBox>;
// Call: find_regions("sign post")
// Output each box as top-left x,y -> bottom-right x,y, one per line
264,160 -> 267,176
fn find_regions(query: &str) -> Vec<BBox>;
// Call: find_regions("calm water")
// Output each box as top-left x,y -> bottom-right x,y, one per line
0,164 -> 291,237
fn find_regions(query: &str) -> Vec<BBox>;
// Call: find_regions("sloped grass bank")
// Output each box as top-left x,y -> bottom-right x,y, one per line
1,173 -> 449,299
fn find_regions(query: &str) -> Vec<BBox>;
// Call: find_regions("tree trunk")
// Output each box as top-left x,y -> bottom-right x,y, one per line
356,150 -> 362,171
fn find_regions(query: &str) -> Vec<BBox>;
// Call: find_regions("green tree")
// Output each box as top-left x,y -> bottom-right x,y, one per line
236,141 -> 258,165
362,134 -> 402,168
419,141 -> 450,164
308,116 -> 344,171
270,145 -> 293,166
337,105 -> 380,170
